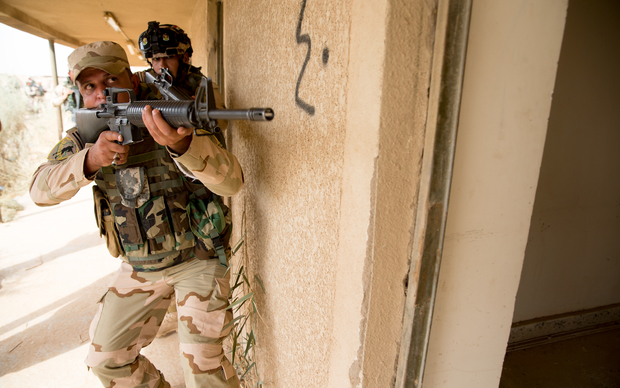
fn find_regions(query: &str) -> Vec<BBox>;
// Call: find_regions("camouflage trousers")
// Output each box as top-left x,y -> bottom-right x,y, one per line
85,258 -> 239,388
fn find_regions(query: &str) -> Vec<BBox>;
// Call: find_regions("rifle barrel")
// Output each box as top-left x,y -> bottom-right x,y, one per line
206,108 -> 274,121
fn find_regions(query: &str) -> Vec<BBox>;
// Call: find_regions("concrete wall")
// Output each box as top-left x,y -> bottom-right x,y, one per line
187,1 -> 608,386
225,1 -> 351,383
422,1 -> 568,388
187,0 -> 435,386
512,0 -> 620,323
356,1 -> 436,385
189,0 -> 219,83
189,0 -> 208,73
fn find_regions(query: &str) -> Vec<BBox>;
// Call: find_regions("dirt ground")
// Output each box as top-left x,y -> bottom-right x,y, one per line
0,187 -> 185,388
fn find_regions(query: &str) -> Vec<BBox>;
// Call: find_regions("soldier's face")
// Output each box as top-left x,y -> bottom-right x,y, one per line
152,55 -> 180,79
77,68 -> 133,108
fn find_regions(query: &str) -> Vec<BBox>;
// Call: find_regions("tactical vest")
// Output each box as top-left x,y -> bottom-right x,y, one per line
92,134 -> 231,272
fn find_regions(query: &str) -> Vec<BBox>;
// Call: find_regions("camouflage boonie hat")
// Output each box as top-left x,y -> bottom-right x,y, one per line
68,41 -> 130,84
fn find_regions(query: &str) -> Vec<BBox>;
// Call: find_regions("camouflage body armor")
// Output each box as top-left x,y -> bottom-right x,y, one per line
91,131 -> 231,272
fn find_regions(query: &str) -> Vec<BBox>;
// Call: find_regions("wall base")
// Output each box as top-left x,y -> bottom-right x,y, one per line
508,304 -> 620,352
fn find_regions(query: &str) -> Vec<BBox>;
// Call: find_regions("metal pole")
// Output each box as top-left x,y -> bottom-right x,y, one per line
395,0 -> 472,387
48,39 -> 63,140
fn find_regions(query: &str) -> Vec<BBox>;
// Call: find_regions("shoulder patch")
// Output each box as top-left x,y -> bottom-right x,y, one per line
48,137 -> 78,161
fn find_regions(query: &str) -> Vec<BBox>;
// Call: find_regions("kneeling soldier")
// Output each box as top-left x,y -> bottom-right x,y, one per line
30,41 -> 242,388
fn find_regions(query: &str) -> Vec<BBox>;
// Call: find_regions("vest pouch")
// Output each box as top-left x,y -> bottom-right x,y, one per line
113,203 -> 148,257
115,167 -> 150,209
138,195 -> 176,255
187,196 -> 231,254
93,185 -> 122,258
165,192 -> 195,251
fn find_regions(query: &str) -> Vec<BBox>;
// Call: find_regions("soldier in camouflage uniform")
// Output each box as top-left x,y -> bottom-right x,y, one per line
29,41 -> 242,388
135,22 -> 210,101
52,76 -> 81,126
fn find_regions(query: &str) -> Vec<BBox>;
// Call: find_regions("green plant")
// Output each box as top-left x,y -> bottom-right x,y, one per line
225,233 -> 265,387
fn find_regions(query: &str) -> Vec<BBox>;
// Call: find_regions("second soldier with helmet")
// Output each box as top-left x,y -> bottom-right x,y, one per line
137,21 -> 207,99
135,21 -> 229,340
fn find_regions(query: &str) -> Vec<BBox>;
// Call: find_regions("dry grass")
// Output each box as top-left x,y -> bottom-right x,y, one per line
0,74 -> 61,221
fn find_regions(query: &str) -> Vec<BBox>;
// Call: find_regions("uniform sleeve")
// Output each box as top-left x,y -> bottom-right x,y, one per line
171,135 -> 244,197
29,146 -> 94,207
169,80 -> 242,196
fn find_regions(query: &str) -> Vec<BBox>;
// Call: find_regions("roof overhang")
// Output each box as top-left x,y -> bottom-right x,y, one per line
0,0 -> 199,67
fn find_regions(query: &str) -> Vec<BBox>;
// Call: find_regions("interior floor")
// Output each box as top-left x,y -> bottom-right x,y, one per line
499,327 -> 620,388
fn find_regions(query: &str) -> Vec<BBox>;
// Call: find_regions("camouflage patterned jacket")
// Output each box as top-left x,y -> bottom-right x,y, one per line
29,86 -> 244,271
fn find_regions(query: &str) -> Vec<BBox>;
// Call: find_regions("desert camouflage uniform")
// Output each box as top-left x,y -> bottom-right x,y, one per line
29,82 -> 243,387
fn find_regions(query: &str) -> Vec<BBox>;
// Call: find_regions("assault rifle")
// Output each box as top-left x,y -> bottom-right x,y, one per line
144,69 -> 226,149
75,75 -> 274,145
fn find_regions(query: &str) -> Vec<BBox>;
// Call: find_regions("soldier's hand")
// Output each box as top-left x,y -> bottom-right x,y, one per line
142,105 -> 193,155
84,131 -> 130,176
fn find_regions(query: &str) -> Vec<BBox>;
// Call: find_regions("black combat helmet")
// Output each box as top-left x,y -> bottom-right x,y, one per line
138,21 -> 193,59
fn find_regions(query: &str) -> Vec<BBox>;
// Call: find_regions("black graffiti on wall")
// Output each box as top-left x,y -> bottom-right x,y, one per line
322,46 -> 329,67
295,0 -> 315,116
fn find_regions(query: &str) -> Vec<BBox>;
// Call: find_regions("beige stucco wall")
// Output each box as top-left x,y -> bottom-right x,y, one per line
189,0 -> 219,83
512,0 -> 620,323
189,0 -> 208,73
187,0 -> 434,386
358,0 -> 436,386
423,1 -> 568,388
224,2 -> 351,385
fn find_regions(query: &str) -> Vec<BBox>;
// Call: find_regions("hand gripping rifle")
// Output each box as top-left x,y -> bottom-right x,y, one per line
75,75 -> 274,145
144,69 -> 227,148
